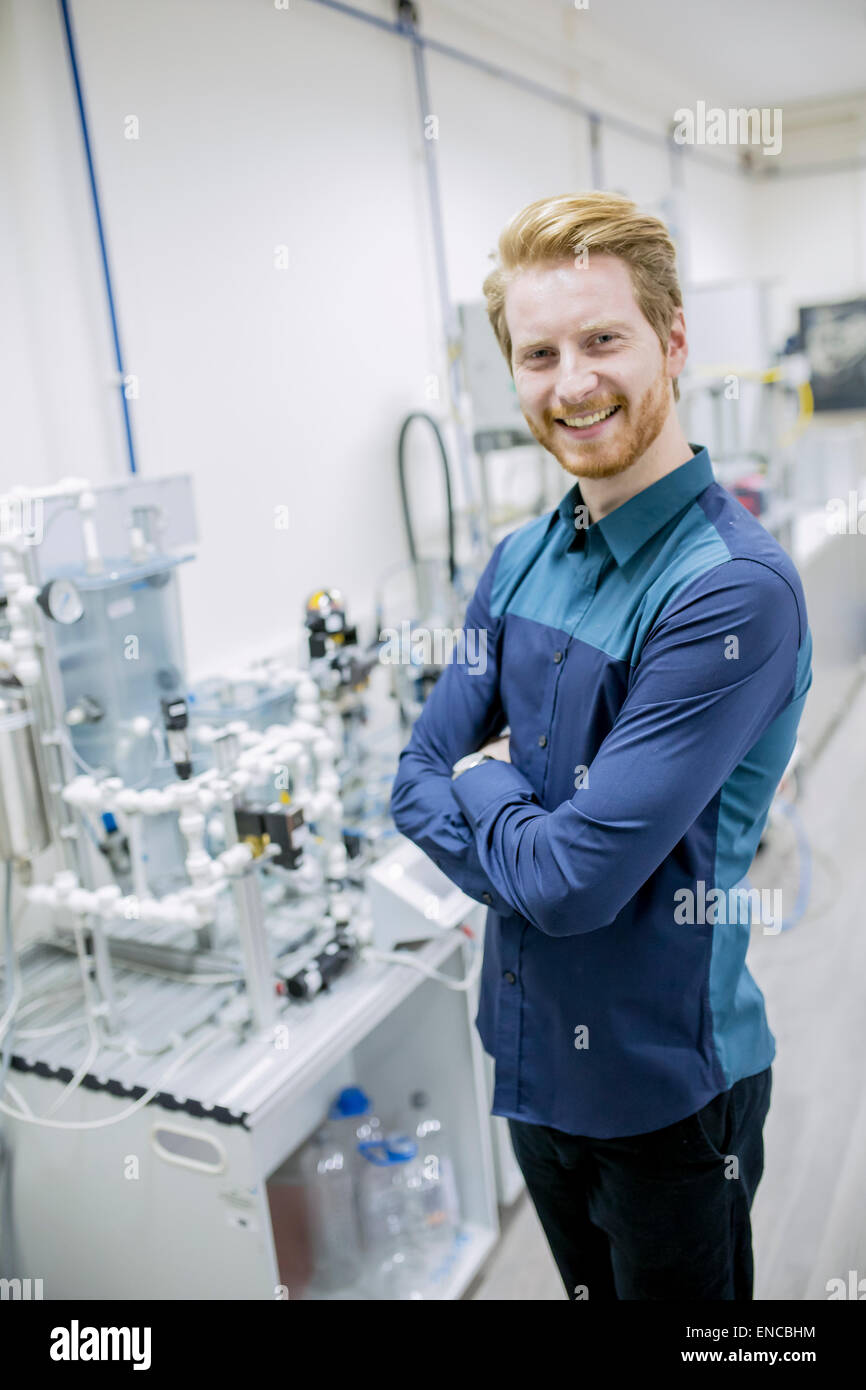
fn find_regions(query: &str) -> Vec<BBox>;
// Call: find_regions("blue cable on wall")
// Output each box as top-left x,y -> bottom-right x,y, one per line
58,0 -> 138,475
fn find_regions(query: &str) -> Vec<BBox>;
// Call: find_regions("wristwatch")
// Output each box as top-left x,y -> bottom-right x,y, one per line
451,751 -> 494,781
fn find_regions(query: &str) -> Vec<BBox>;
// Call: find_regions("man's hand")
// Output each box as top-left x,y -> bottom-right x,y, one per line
480,733 -> 511,762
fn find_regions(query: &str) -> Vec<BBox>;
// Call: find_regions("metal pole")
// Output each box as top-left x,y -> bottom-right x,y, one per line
17,541 -> 121,1033
401,7 -> 484,566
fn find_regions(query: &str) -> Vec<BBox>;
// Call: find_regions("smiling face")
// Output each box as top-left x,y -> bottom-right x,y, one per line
506,253 -> 686,480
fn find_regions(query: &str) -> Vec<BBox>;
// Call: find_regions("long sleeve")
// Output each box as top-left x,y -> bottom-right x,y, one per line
388,538 -> 517,915
450,558 -> 807,937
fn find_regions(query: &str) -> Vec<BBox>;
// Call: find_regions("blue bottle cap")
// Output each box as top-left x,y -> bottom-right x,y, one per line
385,1133 -> 417,1162
357,1134 -> 418,1166
328,1085 -> 371,1119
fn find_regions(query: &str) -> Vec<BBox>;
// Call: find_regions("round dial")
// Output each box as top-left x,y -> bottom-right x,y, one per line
41,578 -> 84,624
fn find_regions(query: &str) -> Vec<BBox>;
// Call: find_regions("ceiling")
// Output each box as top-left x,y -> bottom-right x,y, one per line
557,0 -> 866,109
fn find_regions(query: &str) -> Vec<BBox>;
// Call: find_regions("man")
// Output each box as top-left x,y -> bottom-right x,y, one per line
389,192 -> 812,1301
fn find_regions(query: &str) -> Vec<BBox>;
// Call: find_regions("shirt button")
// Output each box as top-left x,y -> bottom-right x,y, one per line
553,651 -> 562,663
503,971 -> 516,984
481,892 -> 493,905
538,734 -> 548,747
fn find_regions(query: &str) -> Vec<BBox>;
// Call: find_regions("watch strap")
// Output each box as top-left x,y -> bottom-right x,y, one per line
452,751 -> 494,781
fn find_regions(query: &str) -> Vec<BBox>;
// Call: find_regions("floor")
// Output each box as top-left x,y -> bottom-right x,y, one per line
466,672 -> 866,1301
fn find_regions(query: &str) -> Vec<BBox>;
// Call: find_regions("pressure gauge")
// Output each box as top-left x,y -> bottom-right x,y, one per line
38,577 -> 84,624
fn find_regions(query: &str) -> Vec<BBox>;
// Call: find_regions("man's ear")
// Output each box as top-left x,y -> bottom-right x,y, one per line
667,308 -> 688,380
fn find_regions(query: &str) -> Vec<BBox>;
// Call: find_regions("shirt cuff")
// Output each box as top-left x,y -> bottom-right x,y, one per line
451,757 -> 538,825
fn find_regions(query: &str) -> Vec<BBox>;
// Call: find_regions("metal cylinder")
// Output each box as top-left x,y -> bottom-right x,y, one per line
0,682 -> 51,861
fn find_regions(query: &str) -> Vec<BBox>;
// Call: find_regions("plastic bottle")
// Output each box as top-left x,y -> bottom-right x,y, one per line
299,1125 -> 363,1294
326,1085 -> 383,1166
407,1090 -> 460,1263
357,1134 -> 430,1299
297,1086 -> 383,1295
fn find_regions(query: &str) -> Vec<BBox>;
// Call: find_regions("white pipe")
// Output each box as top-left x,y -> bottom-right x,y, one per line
27,874 -> 225,930
38,698 -> 348,932
77,490 -> 102,576
115,796 -> 148,902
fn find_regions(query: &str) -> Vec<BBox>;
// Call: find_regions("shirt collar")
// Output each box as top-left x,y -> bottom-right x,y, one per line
548,443 -> 715,567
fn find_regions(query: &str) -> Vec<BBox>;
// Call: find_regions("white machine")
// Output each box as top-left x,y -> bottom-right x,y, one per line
0,473 -> 409,1111
365,837 -> 478,950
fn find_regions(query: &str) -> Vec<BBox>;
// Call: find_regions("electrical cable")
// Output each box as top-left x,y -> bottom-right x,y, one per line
364,926 -> 482,992
43,1014 -> 102,1118
58,0 -> 138,475
397,411 -> 457,590
15,985 -> 86,1015
1,1081 -> 32,1119
16,1019 -> 89,1040
57,726 -> 108,779
0,1023 -> 227,1131
12,984 -> 91,1041
114,967 -> 244,985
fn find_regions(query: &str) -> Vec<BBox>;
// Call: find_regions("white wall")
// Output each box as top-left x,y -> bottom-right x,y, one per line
2,0 -> 863,682
0,0 -> 125,489
751,169 -> 866,350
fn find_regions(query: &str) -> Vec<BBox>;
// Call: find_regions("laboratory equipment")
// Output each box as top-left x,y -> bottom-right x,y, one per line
0,456 -> 510,1306
365,837 -> 478,949
0,472 -> 371,1056
0,678 -> 51,862
278,925 -> 360,1001
380,411 -> 482,729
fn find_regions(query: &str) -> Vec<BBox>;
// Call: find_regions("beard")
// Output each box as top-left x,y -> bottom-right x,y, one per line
525,363 -> 671,481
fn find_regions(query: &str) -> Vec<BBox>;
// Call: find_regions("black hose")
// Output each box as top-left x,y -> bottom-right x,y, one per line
396,412 -> 457,588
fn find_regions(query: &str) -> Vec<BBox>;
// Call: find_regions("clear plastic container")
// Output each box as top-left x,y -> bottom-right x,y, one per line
357,1134 -> 431,1299
295,1086 -> 384,1296
326,1085 -> 383,1164
407,1090 -> 461,1264
299,1126 -> 363,1294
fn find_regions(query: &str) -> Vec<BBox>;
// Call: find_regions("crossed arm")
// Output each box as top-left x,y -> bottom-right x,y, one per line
389,542 -> 804,938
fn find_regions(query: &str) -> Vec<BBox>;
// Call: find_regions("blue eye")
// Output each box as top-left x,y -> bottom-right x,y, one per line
593,334 -> 618,345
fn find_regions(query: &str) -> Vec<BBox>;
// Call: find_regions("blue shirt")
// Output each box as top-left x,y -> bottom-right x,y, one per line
389,444 -> 812,1137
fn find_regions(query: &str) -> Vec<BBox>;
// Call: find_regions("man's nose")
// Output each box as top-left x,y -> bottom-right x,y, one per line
554,354 -> 600,406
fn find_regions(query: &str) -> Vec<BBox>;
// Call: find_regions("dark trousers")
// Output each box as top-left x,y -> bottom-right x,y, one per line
507,1066 -> 772,1301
